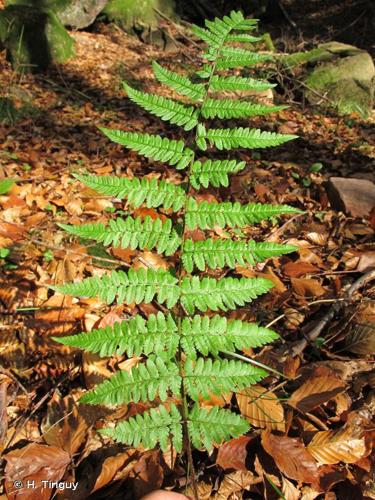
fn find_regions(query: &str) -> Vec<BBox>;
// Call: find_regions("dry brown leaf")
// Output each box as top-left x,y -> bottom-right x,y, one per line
283,261 -> 319,278
288,366 -> 346,413
216,436 -> 252,470
41,392 -> 88,456
236,385 -> 285,431
34,294 -> 85,336
128,450 -> 164,498
261,432 -> 318,485
291,278 -> 326,298
4,443 -> 70,500
282,476 -> 301,500
91,450 -> 139,493
307,425 -> 370,465
0,377 -> 10,452
214,470 -> 257,499
345,323 -> 375,355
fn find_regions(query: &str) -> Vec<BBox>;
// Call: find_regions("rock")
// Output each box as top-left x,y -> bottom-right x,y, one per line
103,0 -> 175,30
57,0 -> 109,30
281,42 -> 375,118
0,5 -> 74,72
326,177 -> 375,218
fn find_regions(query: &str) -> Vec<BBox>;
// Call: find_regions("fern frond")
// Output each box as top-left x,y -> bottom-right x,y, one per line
100,128 -> 193,169
188,404 -> 250,451
198,124 -> 297,151
210,75 -> 275,92
216,47 -> 272,69
180,276 -> 273,313
184,357 -> 267,400
190,159 -> 246,189
124,84 -> 198,131
54,313 -> 179,358
73,174 -> 186,212
58,216 -> 181,256
185,197 -> 302,229
182,238 -> 298,271
100,403 -> 183,452
181,315 -> 278,358
202,98 -> 286,119
54,268 -> 179,307
80,357 -> 181,405
152,62 -> 205,101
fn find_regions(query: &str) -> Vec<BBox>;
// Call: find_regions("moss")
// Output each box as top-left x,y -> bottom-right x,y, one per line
103,0 -> 175,29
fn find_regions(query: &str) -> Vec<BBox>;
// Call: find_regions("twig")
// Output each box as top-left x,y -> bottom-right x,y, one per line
281,268 -> 375,358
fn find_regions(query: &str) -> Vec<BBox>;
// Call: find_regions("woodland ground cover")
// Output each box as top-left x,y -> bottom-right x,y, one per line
0,14 -> 374,500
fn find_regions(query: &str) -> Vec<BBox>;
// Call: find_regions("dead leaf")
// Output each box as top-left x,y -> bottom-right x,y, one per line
283,261 -> 319,278
261,432 -> 318,485
0,377 -> 10,451
4,443 -> 70,500
91,450 -> 139,493
214,470 -> 258,498
288,366 -> 346,413
345,323 -> 375,355
307,425 -> 370,465
216,436 -> 252,470
282,476 -> 301,500
128,450 -> 164,498
41,392 -> 88,456
291,278 -> 326,298
237,385 -> 285,431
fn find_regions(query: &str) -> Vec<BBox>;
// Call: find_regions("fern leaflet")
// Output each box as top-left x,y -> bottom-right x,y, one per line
100,403 -> 183,452
152,62 -> 205,101
73,173 -> 186,211
124,84 -> 198,131
58,216 -> 181,256
182,238 -> 298,271
190,159 -> 246,189
202,98 -> 286,119
210,75 -> 275,92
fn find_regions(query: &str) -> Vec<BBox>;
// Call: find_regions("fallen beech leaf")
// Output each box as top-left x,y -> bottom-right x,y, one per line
261,432 -> 318,484
237,385 -> 285,431
281,476 -> 301,500
216,470 -> 257,497
345,323 -> 375,355
288,366 -> 346,413
283,261 -> 319,278
128,450 -> 164,498
307,426 -> 369,465
41,392 -> 88,456
0,222 -> 25,241
291,278 -> 326,297
92,450 -> 139,493
4,443 -> 70,500
216,436 -> 252,470
0,377 -> 10,451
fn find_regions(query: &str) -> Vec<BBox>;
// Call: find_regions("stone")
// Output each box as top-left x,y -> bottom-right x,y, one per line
326,177 -> 375,218
103,0 -> 175,30
57,0 -> 109,30
0,5 -> 74,72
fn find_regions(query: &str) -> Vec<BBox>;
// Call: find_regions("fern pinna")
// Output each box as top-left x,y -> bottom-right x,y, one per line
54,11 -> 300,466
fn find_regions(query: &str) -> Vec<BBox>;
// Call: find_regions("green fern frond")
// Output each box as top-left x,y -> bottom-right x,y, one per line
192,11 -> 256,49
58,216 -> 181,256
216,47 -> 272,69
152,62 -> 205,101
124,84 -> 198,131
181,315 -> 278,358
210,75 -> 275,92
197,124 -> 297,151
182,239 -> 298,271
184,357 -> 267,400
190,159 -> 246,189
100,403 -> 183,452
80,357 -> 181,405
54,268 -> 179,307
180,276 -> 273,314
54,313 -> 179,358
185,197 -> 302,229
202,98 -> 286,119
100,128 -> 193,169
188,405 -> 250,451
73,174 -> 186,212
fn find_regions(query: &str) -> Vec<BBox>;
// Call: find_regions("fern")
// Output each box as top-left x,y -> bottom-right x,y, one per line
58,216 -> 181,256
54,10 -> 301,475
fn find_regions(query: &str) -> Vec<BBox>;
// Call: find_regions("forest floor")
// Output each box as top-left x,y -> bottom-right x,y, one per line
0,18 -> 374,500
